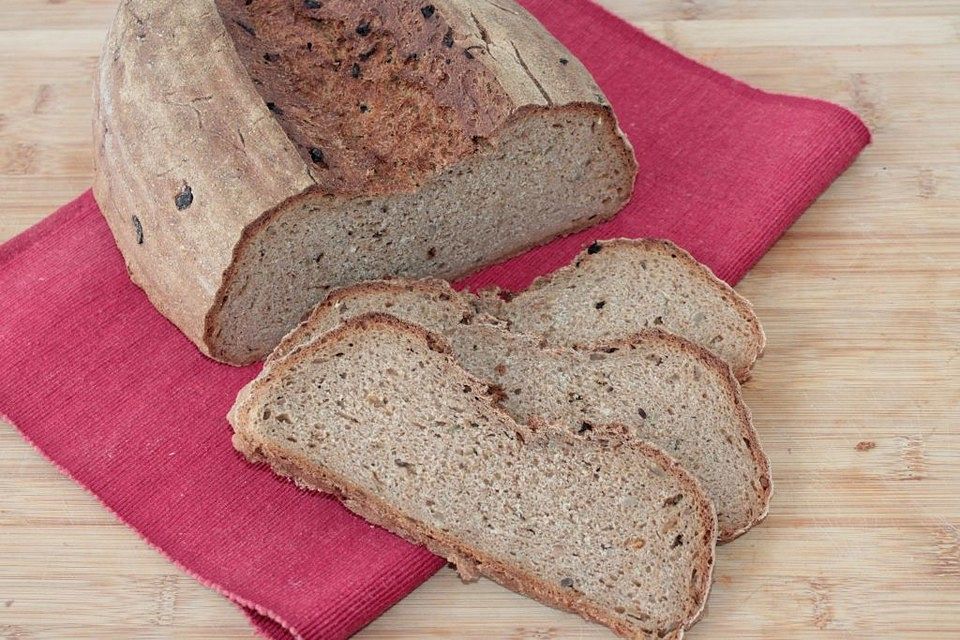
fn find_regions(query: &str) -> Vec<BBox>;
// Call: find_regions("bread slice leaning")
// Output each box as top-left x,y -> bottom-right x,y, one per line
480,239 -> 765,381
231,314 -> 717,640
271,279 -> 771,542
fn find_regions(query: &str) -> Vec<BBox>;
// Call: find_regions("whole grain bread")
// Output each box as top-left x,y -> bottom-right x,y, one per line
480,239 -> 765,381
230,314 -> 717,640
93,0 -> 636,365
271,279 -> 771,542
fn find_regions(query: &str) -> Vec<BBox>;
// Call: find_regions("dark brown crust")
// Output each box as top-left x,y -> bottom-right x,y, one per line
489,238 -> 766,382
266,279 -> 771,542
229,314 -> 717,640
203,102 -> 635,363
215,0 -> 514,194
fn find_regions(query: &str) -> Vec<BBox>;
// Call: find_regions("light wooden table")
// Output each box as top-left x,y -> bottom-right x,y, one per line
2,1 -> 958,638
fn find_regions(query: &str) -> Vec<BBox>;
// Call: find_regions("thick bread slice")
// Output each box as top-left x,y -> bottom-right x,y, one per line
230,314 -> 717,640
480,239 -> 765,381
271,279 -> 771,542
94,0 -> 636,365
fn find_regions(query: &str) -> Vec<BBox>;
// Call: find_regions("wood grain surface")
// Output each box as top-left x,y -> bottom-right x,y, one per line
1,1 -> 958,638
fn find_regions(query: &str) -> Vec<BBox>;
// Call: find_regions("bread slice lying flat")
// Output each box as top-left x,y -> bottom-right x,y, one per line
231,315 -> 717,640
480,239 -> 765,381
272,280 -> 771,542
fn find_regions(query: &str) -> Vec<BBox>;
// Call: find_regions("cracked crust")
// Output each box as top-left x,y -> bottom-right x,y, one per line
92,0 -> 636,364
230,314 -> 717,640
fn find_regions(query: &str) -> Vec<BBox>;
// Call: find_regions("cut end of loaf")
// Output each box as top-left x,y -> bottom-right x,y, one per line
95,0 -> 637,367
230,314 -> 716,639
206,105 -> 635,364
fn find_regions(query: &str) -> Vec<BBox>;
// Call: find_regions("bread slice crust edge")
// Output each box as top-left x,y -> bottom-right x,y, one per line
230,314 -> 718,640
487,238 -> 766,382
269,280 -> 772,542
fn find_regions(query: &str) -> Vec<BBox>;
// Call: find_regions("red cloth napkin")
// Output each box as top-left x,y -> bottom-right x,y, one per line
0,1 -> 868,638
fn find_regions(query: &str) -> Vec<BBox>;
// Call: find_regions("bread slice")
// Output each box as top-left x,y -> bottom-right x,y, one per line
94,0 -> 636,365
230,314 -> 717,640
480,239 -> 765,381
271,279 -> 771,542
270,278 -> 479,362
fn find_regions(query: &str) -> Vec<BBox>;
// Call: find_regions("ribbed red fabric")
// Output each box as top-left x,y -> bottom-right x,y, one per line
0,1 -> 868,638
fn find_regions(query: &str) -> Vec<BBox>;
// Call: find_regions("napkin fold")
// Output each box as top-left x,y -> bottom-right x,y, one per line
0,0 -> 868,637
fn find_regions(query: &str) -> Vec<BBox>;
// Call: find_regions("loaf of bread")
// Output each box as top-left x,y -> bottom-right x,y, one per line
93,0 -> 637,364
271,278 -> 771,541
230,314 -> 717,640
480,239 -> 766,381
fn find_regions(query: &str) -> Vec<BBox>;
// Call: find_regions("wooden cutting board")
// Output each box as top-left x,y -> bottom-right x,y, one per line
1,1 -> 958,637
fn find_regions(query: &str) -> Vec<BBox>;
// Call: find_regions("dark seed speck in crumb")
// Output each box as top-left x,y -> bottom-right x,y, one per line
309,147 -> 326,165
356,21 -> 372,36
350,62 -> 362,78
559,57 -> 569,65
303,0 -> 322,9
442,28 -> 454,48
132,215 -> 144,244
587,241 -> 602,254
175,184 -> 194,210
560,577 -> 574,588
420,5 -> 435,19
